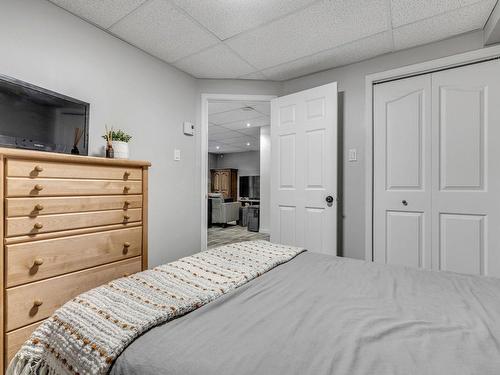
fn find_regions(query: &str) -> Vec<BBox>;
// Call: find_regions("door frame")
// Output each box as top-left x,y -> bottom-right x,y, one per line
200,93 -> 277,251
364,44 -> 500,262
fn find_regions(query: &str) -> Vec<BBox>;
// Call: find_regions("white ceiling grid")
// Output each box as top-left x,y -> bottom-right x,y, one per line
49,0 -> 497,80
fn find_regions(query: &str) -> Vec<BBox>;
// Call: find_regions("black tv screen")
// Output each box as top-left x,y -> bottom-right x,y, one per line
240,176 -> 260,199
0,74 -> 89,155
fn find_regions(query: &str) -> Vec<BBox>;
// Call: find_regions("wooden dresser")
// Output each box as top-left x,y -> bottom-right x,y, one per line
210,169 -> 237,200
0,148 -> 150,369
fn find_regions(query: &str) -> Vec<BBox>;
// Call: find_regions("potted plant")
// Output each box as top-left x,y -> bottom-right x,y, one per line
102,128 -> 132,159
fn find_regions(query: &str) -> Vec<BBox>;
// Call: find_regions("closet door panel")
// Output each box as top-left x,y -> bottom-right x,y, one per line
431,60 -> 500,277
373,75 -> 432,268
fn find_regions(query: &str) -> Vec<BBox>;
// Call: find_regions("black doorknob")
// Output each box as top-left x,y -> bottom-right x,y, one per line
402,200 -> 408,206
326,196 -> 334,203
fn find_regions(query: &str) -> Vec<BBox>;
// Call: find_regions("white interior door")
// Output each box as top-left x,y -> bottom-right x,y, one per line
270,82 -> 338,254
431,60 -> 500,277
373,75 -> 432,268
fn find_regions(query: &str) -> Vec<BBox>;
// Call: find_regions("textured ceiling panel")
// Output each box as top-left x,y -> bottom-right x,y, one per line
48,0 -> 147,28
225,0 -> 389,70
209,110 -> 263,126
173,44 -> 255,79
393,1 -> 493,50
49,0 -> 498,81
208,101 -> 248,115
109,0 -> 218,63
171,0 -> 317,40
391,0 -> 461,27
238,71 -> 269,80
261,32 -> 393,81
220,117 -> 270,131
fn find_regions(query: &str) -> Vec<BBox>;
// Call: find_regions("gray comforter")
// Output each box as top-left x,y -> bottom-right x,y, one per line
110,252 -> 500,375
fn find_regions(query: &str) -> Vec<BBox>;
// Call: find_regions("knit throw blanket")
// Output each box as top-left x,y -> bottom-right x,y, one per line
7,241 -> 304,375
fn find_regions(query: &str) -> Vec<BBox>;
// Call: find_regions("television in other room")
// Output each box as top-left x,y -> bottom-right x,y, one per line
239,176 -> 260,200
0,74 -> 89,155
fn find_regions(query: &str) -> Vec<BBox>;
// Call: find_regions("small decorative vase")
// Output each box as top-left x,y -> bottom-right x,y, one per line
105,143 -> 114,158
112,141 -> 129,159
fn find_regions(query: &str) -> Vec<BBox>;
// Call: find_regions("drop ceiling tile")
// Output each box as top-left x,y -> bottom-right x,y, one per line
209,108 -> 263,125
222,136 -> 256,145
238,128 -> 262,137
48,0 -> 147,28
109,0 -> 218,63
393,1 -> 494,50
209,130 -> 241,141
390,0 -> 461,28
209,101 -> 246,115
225,0 -> 389,70
262,32 -> 393,81
170,0 -> 317,40
238,71 -> 269,80
221,117 -> 271,131
208,125 -> 232,135
173,44 -> 255,78
247,102 -> 271,116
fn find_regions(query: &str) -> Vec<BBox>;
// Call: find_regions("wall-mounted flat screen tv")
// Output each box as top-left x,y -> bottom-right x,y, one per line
0,74 -> 89,155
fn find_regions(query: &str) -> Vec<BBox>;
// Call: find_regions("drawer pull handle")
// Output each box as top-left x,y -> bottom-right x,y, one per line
34,184 -> 44,191
124,242 -> 131,247
123,215 -> 130,220
33,258 -> 44,266
124,171 -> 131,177
124,200 -> 131,205
35,204 -> 44,211
34,165 -> 44,172
33,300 -> 43,307
124,186 -> 131,192
123,273 -> 129,277
34,222 -> 44,229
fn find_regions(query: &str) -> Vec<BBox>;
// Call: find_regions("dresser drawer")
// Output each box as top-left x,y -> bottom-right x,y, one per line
6,257 -> 142,331
6,178 -> 142,197
6,194 -> 142,217
6,227 -> 143,287
5,321 -> 44,364
6,159 -> 142,180
6,208 -> 142,237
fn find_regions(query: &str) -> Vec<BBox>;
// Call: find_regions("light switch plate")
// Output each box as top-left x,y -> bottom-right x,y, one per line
348,149 -> 357,162
174,149 -> 181,161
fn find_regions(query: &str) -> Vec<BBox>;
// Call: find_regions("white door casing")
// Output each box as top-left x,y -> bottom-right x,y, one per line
374,59 -> 500,277
373,75 -> 432,269
270,82 -> 338,254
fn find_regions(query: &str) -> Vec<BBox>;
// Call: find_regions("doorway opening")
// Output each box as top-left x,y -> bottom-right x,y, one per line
201,94 -> 276,250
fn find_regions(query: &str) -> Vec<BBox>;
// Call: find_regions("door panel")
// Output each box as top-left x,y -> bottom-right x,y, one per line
374,75 -> 432,268
386,211 -> 424,268
439,214 -> 485,275
432,60 -> 500,277
271,82 -> 337,254
439,86 -> 485,190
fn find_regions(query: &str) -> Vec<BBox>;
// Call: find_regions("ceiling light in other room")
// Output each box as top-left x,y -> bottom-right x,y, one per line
216,146 -> 220,150
246,142 -> 251,146
246,122 -> 251,127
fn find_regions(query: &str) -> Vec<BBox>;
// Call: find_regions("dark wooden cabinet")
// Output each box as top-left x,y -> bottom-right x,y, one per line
211,168 -> 237,200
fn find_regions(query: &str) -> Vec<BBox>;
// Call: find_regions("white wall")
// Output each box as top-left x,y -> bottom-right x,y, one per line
213,151 -> 260,177
0,0 -> 200,266
259,126 -> 271,233
281,31 -> 486,260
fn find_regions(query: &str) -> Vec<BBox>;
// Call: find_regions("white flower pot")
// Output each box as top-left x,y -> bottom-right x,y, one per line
112,141 -> 129,159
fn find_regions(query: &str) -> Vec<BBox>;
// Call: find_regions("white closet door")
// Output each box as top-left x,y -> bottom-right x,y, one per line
431,60 -> 500,277
373,75 -> 432,268
270,82 -> 338,254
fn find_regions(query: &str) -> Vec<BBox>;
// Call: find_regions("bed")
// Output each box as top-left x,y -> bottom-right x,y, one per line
10,242 -> 500,375
110,250 -> 500,375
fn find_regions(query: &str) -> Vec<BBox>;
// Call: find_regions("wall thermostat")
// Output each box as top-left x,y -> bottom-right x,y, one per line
183,121 -> 195,136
